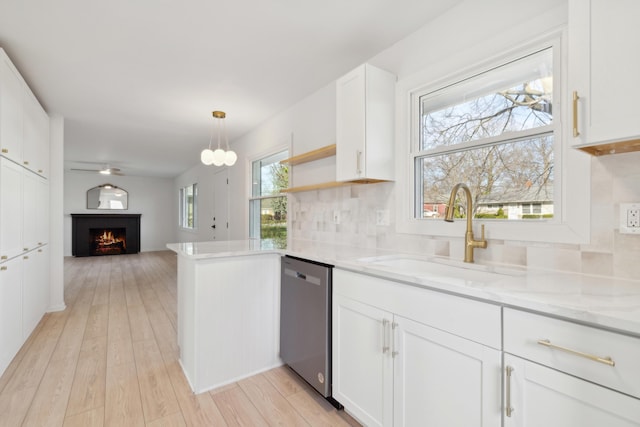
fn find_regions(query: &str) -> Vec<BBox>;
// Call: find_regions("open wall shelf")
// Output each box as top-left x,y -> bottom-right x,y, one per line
280,144 -> 336,166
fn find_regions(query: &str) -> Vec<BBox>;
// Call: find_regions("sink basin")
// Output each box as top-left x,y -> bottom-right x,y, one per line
357,255 -> 523,284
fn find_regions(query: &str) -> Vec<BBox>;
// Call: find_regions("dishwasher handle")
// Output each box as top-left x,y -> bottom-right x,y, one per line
284,267 -> 322,286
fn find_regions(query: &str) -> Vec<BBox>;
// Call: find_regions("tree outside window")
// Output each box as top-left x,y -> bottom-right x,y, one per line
249,151 -> 288,244
416,48 -> 555,221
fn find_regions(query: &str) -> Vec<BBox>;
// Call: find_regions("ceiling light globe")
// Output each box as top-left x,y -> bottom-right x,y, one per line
224,150 -> 237,166
201,148 -> 215,165
212,148 -> 226,166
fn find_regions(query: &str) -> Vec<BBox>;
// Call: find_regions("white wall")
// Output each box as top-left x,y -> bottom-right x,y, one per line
174,0 -> 640,280
63,172 -> 175,256
175,82 -> 336,241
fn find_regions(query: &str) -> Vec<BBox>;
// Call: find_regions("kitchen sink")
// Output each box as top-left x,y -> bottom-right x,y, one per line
357,255 -> 524,283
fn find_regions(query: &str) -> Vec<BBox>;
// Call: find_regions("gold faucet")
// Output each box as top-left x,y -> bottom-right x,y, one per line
444,183 -> 487,263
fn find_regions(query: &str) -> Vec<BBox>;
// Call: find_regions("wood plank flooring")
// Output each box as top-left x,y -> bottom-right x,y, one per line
0,251 -> 360,427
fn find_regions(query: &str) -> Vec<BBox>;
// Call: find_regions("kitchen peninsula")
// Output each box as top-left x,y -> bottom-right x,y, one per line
169,239 -> 640,425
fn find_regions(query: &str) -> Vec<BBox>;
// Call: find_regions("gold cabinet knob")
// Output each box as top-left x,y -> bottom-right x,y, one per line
1,148 -> 7,153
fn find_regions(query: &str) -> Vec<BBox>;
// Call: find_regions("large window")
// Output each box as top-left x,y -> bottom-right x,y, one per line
249,150 -> 288,242
415,47 -> 555,222
179,183 -> 197,229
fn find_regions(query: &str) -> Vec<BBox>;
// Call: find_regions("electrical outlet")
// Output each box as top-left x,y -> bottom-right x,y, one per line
620,203 -> 640,234
333,210 -> 341,224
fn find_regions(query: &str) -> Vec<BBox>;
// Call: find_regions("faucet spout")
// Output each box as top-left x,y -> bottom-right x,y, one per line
443,183 -> 487,263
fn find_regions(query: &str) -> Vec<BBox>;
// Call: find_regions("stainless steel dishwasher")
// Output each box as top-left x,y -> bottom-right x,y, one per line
280,255 -> 342,408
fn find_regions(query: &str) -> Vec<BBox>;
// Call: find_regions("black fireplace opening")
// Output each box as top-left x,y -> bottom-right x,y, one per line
90,227 -> 127,256
71,214 -> 141,257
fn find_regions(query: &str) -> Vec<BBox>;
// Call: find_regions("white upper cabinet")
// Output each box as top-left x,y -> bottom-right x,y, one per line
336,63 -> 395,182
568,0 -> 640,154
0,50 -> 24,164
22,89 -> 50,177
0,157 -> 23,261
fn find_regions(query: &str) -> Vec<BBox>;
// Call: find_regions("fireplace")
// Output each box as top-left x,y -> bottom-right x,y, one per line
90,227 -> 127,255
71,214 -> 141,257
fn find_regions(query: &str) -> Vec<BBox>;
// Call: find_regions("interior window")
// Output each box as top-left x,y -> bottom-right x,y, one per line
179,183 -> 197,229
249,150 -> 288,242
415,47 -> 555,222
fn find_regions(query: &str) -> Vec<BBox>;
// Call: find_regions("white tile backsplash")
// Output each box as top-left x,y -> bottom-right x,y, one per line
290,153 -> 640,281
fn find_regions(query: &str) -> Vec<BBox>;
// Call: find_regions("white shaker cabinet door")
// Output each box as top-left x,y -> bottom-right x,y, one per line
0,51 -> 23,164
336,63 -> 395,182
393,316 -> 502,427
22,89 -> 50,177
503,354 -> 640,427
1,157 -> 24,260
22,246 -> 48,340
332,294 -> 393,427
569,0 -> 640,148
0,256 -> 23,376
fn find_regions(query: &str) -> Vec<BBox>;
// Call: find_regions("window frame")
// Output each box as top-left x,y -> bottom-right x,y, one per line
179,183 -> 197,230
395,31 -> 591,244
248,148 -> 289,240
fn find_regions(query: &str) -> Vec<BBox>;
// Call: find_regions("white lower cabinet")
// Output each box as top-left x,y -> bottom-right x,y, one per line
503,308 -> 640,427
22,246 -> 49,339
0,256 -> 23,375
333,294 -> 393,427
332,269 -> 502,427
503,354 -> 640,427
394,316 -> 501,427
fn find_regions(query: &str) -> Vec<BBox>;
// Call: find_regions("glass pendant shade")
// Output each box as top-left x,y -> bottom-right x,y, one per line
201,110 -> 236,167
201,148 -> 215,165
212,148 -> 226,166
224,150 -> 237,166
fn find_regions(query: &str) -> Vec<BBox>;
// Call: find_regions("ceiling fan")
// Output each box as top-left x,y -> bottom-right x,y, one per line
70,165 -> 125,176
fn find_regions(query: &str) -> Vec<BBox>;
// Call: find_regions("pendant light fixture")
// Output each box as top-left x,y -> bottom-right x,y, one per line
200,110 -> 237,166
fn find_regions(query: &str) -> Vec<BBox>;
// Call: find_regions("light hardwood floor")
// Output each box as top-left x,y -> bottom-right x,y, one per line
0,251 -> 360,427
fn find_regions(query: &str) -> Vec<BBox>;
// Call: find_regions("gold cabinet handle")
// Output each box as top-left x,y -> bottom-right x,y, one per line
1,255 -> 7,260
23,160 -> 29,165
505,366 -> 514,417
23,255 -> 29,260
38,169 -> 43,173
1,266 -> 7,271
1,148 -> 7,153
23,247 -> 29,252
537,339 -> 615,366
572,91 -> 580,137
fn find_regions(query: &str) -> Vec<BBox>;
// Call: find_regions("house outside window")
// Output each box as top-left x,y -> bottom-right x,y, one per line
179,183 -> 197,229
415,47 -> 555,223
249,150 -> 288,243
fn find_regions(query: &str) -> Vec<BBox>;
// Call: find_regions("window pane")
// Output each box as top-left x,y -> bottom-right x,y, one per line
179,183 -> 197,229
254,197 -> 287,244
420,49 -> 553,150
252,151 -> 289,197
249,150 -> 288,240
418,135 -> 554,220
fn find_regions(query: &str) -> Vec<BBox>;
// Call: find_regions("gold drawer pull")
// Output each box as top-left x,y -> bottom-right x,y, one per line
23,160 -> 29,165
1,255 -> 7,260
38,169 -> 43,173
1,266 -> 7,271
1,148 -> 7,153
537,339 -> 615,366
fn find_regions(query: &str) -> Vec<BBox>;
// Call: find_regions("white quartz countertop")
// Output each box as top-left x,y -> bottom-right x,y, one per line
167,239 -> 640,336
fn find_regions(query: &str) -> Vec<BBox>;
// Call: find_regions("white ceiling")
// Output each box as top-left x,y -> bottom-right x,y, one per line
0,0 -> 460,177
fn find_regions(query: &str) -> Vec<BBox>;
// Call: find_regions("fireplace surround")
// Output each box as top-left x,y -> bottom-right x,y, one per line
71,214 -> 141,257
